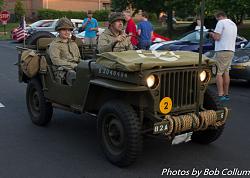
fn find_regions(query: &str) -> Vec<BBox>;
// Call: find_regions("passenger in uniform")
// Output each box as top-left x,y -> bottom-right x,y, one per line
49,17 -> 81,85
98,12 -> 133,53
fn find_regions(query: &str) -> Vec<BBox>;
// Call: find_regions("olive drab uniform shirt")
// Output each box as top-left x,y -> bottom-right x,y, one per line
49,37 -> 81,68
98,28 -> 133,53
49,37 -> 81,83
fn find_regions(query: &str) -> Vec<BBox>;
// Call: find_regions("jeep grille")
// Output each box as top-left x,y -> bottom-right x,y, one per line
158,68 -> 198,113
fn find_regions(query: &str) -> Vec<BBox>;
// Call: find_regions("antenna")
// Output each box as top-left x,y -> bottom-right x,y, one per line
196,0 -> 205,115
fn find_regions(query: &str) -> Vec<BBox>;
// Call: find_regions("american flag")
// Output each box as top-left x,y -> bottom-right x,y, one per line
16,16 -> 27,41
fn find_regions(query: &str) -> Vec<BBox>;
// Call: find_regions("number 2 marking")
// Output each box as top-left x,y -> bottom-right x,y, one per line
159,125 -> 163,131
164,102 -> 168,110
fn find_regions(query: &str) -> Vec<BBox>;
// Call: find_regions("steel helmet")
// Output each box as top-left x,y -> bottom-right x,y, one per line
109,12 -> 125,24
55,17 -> 74,31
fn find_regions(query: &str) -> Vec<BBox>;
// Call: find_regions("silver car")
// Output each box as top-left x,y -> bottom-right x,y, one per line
28,19 -> 83,34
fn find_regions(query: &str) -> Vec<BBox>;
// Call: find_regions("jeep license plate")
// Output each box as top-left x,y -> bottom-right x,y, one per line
153,121 -> 168,134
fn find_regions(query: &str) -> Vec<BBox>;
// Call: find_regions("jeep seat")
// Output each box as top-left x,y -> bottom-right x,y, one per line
36,37 -> 95,60
36,38 -> 54,66
36,37 -> 84,50
37,38 -> 54,51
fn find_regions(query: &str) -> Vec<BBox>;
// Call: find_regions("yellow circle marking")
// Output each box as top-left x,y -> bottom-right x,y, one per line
159,97 -> 173,114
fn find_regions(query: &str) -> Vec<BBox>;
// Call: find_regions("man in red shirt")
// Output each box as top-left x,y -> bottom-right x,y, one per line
123,11 -> 138,47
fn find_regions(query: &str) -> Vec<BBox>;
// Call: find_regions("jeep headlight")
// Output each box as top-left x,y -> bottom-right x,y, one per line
146,74 -> 159,89
199,70 -> 207,82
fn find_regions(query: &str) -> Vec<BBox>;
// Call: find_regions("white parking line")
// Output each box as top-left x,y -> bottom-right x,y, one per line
0,103 -> 5,108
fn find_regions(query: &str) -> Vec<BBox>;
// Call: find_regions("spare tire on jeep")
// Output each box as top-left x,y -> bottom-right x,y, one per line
26,31 -> 55,46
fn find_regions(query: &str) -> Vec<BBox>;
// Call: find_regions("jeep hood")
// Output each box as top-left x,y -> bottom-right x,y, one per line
97,50 -> 215,72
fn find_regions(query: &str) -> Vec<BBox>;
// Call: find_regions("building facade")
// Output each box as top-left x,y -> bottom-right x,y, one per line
3,0 -> 111,16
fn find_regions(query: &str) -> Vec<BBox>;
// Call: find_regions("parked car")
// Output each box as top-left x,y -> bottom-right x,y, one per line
205,42 -> 250,84
28,19 -> 83,35
12,19 -> 83,42
75,27 -> 105,43
151,32 -> 171,43
150,29 -> 248,53
11,20 -> 55,42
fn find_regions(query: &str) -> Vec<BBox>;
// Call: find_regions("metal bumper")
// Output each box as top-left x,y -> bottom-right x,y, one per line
153,108 -> 229,135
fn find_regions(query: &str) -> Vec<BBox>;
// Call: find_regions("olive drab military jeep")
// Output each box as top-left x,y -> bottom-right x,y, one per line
16,35 -> 229,167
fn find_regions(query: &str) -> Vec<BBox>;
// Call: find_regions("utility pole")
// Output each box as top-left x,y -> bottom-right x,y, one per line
196,0 -> 205,115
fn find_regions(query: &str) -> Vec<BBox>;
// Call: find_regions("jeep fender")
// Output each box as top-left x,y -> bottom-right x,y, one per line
82,79 -> 154,113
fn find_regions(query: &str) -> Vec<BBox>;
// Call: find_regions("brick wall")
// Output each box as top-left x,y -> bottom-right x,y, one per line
47,0 -> 110,11
3,0 -> 110,17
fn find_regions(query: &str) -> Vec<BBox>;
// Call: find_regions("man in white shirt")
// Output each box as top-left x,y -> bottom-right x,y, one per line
209,11 -> 237,101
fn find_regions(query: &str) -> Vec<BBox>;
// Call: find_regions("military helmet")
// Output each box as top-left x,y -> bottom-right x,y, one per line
109,12 -> 125,24
55,17 -> 74,31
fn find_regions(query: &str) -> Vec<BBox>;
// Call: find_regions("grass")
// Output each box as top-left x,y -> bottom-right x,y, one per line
0,23 -> 19,40
154,23 -> 191,40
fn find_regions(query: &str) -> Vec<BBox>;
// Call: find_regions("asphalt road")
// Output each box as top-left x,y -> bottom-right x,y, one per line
0,40 -> 250,178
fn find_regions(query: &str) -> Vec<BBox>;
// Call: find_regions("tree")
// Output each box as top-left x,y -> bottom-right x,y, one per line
14,0 -> 25,21
0,0 -> 4,11
111,0 -> 198,38
111,0 -> 250,36
205,0 -> 250,25
111,0 -> 132,11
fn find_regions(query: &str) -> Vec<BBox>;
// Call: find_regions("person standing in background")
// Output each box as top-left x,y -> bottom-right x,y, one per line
209,11 -> 237,101
123,10 -> 138,48
82,10 -> 99,46
137,11 -> 153,50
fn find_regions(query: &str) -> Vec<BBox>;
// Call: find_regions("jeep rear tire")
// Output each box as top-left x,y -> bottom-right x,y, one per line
26,79 -> 53,126
191,88 -> 225,144
97,101 -> 142,167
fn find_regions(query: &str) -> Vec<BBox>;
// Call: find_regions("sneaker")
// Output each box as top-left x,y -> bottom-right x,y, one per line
224,95 -> 230,101
218,96 -> 227,102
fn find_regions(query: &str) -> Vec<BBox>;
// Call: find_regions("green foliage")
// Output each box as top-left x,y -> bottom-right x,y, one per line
148,13 -> 158,22
93,10 -> 110,21
0,0 -> 4,11
0,22 -> 19,40
131,0 -> 165,14
37,9 -> 87,20
111,0 -> 131,11
37,9 -> 110,21
14,0 -> 25,20
205,0 -> 250,24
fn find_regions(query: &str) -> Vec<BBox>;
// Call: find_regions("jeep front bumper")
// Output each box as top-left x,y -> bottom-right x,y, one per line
153,108 -> 229,135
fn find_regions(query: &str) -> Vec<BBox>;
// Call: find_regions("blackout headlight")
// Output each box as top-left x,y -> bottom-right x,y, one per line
146,74 -> 159,89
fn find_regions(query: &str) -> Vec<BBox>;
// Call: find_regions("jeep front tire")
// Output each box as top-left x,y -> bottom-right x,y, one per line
97,100 -> 142,167
26,78 -> 53,126
191,88 -> 225,144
